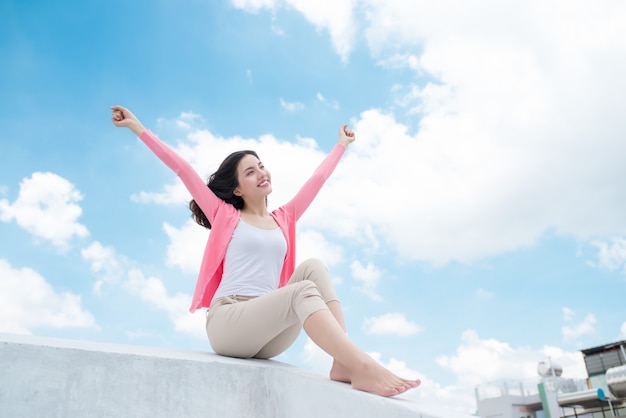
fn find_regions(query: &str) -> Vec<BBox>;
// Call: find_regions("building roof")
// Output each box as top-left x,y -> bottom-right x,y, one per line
581,340 -> 626,356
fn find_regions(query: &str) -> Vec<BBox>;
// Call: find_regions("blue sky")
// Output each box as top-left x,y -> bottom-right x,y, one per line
2,0 -> 626,414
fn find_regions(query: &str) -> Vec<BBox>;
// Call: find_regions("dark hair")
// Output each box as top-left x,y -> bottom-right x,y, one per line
189,150 -> 260,229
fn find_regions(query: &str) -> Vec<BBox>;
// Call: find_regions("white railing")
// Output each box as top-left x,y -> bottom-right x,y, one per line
475,377 -> 588,402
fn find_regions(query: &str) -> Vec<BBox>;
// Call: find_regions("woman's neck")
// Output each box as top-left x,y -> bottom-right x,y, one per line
241,200 -> 268,217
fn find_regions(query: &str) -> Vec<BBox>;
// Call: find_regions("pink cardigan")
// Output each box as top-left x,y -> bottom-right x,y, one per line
138,130 -> 346,312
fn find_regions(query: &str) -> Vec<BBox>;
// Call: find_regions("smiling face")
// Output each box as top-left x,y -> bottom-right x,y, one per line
233,153 -> 272,202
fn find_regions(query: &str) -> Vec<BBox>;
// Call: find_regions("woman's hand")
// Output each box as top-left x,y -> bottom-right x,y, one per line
110,105 -> 146,136
338,124 -> 355,147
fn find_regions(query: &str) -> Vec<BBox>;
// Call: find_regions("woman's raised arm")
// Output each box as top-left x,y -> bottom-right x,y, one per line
110,105 -> 223,224
278,125 -> 355,221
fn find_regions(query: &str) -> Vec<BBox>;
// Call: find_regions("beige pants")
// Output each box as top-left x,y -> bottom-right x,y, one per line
206,258 -> 338,359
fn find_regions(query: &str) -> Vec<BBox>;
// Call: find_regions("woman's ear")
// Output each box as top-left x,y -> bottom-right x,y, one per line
233,188 -> 242,197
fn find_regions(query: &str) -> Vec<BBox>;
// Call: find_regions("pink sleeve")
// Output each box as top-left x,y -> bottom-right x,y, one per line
279,143 -> 346,221
138,130 -> 222,221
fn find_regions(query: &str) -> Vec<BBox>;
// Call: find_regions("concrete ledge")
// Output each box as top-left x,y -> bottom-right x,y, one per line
1,333 -> 448,418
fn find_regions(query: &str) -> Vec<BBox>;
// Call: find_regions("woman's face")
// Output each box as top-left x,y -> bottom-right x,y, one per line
234,153 -> 272,200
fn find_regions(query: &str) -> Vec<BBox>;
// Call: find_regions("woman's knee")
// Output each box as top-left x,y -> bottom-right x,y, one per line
300,258 -> 327,272
298,258 -> 329,282
291,279 -> 327,321
294,279 -> 321,297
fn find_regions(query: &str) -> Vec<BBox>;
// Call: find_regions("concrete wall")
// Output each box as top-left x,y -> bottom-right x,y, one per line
0,333 -> 461,418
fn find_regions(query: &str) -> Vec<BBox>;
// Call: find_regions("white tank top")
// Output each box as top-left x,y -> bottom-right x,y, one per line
213,219 -> 287,300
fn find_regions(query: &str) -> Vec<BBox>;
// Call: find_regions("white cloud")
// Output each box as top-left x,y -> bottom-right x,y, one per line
255,0 -> 626,264
129,90 -> 626,269
157,111 -> 204,131
135,17 -> 626,268
81,241 -> 126,294
0,258 -> 96,334
316,92 -> 339,110
177,112 -> 203,130
295,229 -> 343,268
350,259 -> 382,300
0,172 -> 88,250
562,307 -> 575,322
288,0 -> 357,60
362,312 -> 422,336
82,240 -> 205,339
436,330 -> 587,390
621,322 -> 626,339
124,269 -> 205,338
591,237 -> 626,273
133,0 -> 626,326
163,220 -> 209,274
131,181 -> 190,205
232,0 -> 357,61
279,98 -> 305,112
230,0 -> 276,13
562,309 -> 596,343
270,15 -> 286,36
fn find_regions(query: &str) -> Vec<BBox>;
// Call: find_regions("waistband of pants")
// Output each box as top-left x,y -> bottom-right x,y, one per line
210,294 -> 258,309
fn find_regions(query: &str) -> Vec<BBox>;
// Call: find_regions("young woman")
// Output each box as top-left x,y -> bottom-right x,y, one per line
111,105 -> 421,397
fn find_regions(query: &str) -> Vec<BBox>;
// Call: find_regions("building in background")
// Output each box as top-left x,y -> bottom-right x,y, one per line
475,340 -> 626,418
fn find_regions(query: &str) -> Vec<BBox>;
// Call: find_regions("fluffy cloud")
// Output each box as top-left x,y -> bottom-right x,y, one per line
230,0 -> 275,13
279,98 -> 305,112
295,229 -> 343,269
82,240 -> 205,339
350,259 -> 382,300
131,182 -> 189,206
124,269 -> 205,338
136,72 -> 626,270
362,312 -> 422,336
0,172 -> 88,250
163,220 -> 209,274
437,330 -> 587,389
371,1 -> 626,246
562,308 -> 596,343
391,335 -> 587,414
231,0 -> 357,60
0,258 -> 96,334
591,237 -> 626,274
410,330 -> 589,415
225,0 -> 626,267
82,241 -> 126,294
316,92 -> 339,110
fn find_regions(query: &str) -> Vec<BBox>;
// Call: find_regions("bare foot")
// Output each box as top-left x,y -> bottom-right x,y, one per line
329,359 -> 351,383
350,360 -> 421,397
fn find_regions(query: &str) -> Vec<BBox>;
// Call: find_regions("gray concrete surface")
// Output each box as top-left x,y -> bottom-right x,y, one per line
0,333 -> 465,418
